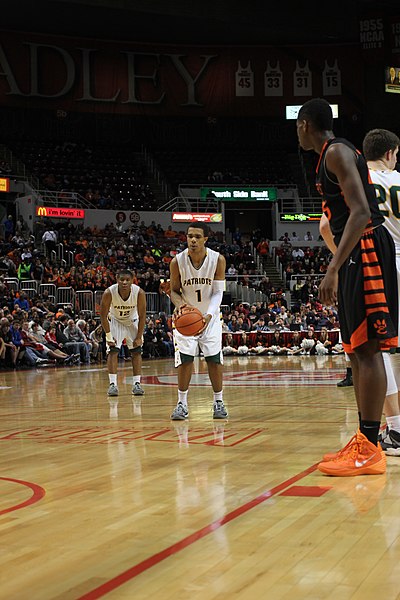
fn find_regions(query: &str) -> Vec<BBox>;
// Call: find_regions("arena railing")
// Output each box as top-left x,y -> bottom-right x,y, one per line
5,277 -> 20,293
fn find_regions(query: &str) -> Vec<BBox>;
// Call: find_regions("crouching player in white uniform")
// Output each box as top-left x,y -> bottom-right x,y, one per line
100,269 -> 146,397
169,223 -> 227,420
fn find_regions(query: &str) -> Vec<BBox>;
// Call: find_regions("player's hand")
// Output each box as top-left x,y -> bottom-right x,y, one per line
318,269 -> 338,306
196,313 -> 212,335
159,280 -> 171,296
106,332 -> 116,347
132,336 -> 142,348
173,303 -> 190,320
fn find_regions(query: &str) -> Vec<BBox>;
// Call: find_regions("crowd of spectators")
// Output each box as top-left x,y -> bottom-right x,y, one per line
2,217 -> 272,296
275,232 -> 331,282
221,299 -> 342,357
222,327 -> 342,357
0,213 -> 340,369
221,298 -> 339,334
0,217 -> 269,369
259,231 -> 334,305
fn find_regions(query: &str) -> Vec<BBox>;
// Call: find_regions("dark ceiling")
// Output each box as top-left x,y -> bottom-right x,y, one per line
3,0 -> 400,46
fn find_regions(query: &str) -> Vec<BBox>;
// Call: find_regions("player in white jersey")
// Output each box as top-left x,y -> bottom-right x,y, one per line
169,223 -> 227,420
100,269 -> 146,397
363,128 -> 400,455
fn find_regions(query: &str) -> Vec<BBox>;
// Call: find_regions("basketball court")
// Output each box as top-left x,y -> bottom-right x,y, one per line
1,354 -> 399,599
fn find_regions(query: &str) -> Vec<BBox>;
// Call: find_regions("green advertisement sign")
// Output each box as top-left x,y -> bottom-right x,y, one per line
200,187 -> 278,201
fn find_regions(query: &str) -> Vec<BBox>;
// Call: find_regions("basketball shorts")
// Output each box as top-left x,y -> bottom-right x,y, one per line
173,314 -> 223,367
338,225 -> 398,353
108,316 -> 141,350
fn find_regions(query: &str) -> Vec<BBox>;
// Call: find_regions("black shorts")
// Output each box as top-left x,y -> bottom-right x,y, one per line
338,225 -> 398,352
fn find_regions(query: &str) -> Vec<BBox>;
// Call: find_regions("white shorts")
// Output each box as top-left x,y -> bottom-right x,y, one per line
173,314 -> 223,367
108,316 -> 140,350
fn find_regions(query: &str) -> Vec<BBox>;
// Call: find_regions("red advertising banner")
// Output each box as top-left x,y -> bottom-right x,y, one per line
36,206 -> 85,219
172,212 -> 223,223
0,31 -> 364,117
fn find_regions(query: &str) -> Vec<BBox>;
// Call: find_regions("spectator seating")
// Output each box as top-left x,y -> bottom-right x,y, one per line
7,140 -> 158,211
151,146 -> 296,189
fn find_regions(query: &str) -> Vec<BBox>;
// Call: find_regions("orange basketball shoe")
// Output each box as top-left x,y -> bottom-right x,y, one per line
322,433 -> 358,462
318,432 -> 386,477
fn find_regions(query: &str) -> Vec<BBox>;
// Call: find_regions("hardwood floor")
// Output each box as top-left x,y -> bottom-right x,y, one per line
1,354 -> 399,600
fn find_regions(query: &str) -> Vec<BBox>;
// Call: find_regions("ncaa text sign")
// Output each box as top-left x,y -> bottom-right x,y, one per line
36,206 -> 85,219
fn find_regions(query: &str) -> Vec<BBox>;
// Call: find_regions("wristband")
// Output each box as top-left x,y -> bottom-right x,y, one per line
106,332 -> 114,343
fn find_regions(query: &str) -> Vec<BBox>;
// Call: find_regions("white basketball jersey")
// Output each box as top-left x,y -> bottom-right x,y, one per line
108,283 -> 139,323
293,60 -> 312,96
264,60 -> 283,97
235,61 -> 254,96
370,168 -> 400,252
322,59 -> 342,95
176,248 -> 220,315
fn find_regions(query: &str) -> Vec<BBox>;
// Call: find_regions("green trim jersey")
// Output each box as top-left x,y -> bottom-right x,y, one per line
176,248 -> 219,316
370,168 -> 400,252
108,283 -> 139,323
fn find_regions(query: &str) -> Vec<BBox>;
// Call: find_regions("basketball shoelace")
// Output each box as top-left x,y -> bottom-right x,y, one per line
331,433 -> 359,461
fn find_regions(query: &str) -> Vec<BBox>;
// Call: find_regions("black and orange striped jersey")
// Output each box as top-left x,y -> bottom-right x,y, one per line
316,138 -> 384,241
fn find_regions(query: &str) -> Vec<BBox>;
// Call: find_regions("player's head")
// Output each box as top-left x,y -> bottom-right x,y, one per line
117,269 -> 133,279
363,129 -> 400,168
116,269 -> 134,288
187,223 -> 209,250
297,99 -> 333,150
187,223 -> 209,238
298,99 -> 333,131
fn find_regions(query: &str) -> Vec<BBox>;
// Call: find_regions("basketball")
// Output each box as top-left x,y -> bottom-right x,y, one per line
174,307 -> 205,336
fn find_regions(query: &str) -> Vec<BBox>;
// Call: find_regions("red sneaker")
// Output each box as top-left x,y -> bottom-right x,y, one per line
318,432 -> 386,477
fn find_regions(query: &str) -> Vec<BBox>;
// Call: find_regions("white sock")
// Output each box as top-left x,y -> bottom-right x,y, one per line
213,391 -> 223,404
133,375 -> 141,384
178,390 -> 188,407
386,415 -> 400,433
109,374 -> 117,385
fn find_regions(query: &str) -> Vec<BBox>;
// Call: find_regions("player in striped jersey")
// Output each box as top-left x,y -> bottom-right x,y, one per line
297,98 -> 398,476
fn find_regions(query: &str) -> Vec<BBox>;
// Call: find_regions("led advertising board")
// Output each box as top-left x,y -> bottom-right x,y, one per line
36,206 -> 85,219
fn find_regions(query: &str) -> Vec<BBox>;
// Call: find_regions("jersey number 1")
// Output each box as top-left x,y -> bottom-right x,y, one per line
195,289 -> 202,302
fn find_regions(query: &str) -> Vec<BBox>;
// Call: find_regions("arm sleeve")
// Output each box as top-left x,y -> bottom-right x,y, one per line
206,280 -> 225,317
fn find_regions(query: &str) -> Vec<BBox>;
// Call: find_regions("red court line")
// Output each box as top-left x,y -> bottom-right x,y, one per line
77,462 -> 319,600
0,476 -> 46,515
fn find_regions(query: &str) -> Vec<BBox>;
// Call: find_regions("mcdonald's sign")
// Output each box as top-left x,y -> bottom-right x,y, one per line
36,206 -> 85,219
0,177 -> 10,192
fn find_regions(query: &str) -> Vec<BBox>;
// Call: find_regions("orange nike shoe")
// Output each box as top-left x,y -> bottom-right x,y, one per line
318,432 -> 386,477
322,433 -> 358,461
